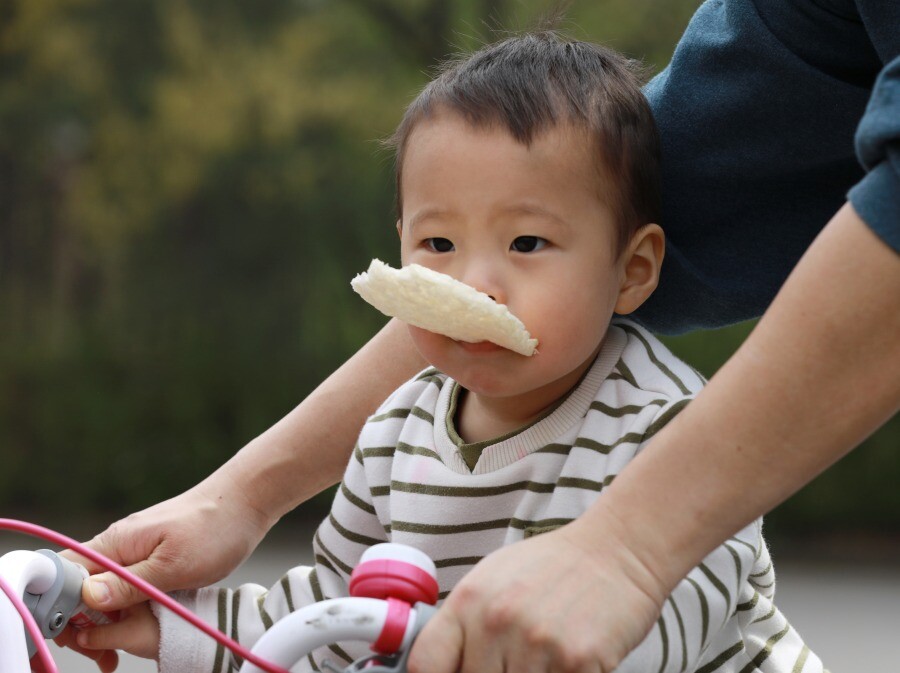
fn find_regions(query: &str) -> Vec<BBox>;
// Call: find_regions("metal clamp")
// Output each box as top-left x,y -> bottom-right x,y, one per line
22,550 -> 84,657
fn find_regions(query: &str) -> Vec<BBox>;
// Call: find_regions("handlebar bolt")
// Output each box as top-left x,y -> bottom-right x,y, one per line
50,612 -> 65,630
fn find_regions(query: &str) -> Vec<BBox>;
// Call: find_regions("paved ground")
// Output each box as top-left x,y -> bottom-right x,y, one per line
14,540 -> 900,672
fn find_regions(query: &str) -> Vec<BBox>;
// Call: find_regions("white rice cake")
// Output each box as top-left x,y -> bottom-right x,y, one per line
351,259 -> 538,356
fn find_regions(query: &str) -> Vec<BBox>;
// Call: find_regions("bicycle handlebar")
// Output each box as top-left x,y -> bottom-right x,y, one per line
0,521 -> 439,673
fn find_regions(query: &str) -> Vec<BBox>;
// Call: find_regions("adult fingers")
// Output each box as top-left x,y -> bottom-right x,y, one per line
407,603 -> 465,673
47,628 -> 120,673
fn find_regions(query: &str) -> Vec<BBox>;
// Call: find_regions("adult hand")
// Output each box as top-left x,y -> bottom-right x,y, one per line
31,630 -> 120,673
68,474 -> 273,612
408,510 -> 667,673
55,474 -> 273,671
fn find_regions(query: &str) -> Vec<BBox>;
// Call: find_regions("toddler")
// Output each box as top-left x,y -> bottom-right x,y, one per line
83,32 -> 822,673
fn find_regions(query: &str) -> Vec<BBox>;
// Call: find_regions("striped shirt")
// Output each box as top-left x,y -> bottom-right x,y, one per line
157,319 -> 823,673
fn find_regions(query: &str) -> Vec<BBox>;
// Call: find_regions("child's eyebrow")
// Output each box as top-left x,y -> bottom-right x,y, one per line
501,204 -> 569,227
408,207 -> 455,230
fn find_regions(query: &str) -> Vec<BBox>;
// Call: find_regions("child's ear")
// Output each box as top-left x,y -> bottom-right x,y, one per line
396,219 -> 403,239
614,223 -> 665,315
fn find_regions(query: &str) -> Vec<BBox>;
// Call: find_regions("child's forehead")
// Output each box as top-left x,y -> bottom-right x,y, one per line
401,110 -> 609,206
404,109 -> 598,174
408,106 -> 588,145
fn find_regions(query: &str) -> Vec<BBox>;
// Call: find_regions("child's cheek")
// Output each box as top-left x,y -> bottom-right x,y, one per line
407,326 -> 452,368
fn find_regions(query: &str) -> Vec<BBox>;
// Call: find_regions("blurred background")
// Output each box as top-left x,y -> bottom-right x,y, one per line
2,0 -> 899,624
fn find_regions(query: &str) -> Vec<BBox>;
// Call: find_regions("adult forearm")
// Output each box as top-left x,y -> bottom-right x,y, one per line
207,318 -> 426,528
574,202 -> 900,594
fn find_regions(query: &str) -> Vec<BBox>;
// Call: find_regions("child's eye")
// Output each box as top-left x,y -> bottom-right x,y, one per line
425,237 -> 455,253
511,236 -> 548,253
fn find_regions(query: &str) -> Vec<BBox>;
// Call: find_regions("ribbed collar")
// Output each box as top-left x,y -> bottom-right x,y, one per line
432,326 -> 627,474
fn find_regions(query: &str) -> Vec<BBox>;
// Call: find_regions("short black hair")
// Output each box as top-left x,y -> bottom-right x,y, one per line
385,31 -> 661,255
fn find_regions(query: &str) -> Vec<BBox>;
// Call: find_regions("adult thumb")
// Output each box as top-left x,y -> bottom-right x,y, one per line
82,561 -> 158,612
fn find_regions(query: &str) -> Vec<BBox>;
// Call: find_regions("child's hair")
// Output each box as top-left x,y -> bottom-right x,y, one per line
386,31 -> 661,255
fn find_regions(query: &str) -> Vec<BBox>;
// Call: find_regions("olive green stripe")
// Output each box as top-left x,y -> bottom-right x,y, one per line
751,603 -> 777,625
588,399 -> 666,417
314,553 -> 340,581
686,577 -> 709,647
391,479 -> 556,497
410,406 -> 435,424
231,590 -> 243,669
729,535 -> 756,556
537,443 -> 573,455
257,594 -> 273,630
414,367 -> 441,382
368,408 -> 412,423
736,591 -> 760,613
724,543 -> 743,593
308,567 -> 324,603
574,400 -> 690,455
370,484 -> 390,497
739,622 -> 791,673
667,595 -> 689,673
699,562 -> 732,615
326,643 -> 355,666
417,374 -> 444,388
212,589 -> 226,673
315,530 -> 354,575
615,359 -> 640,388
353,445 -> 364,464
341,482 -> 376,516
360,446 -> 395,459
574,435 -> 635,454
307,653 -> 320,671
559,475 -> 615,491
750,561 -> 773,578
696,642 -> 744,673
390,517 -> 512,535
607,371 -> 628,382
435,556 -> 484,568
396,441 -> 442,461
618,323 -> 692,394
280,575 -> 295,612
392,516 -> 573,535
645,400 -> 692,437
329,512 -> 384,547
389,477 -> 612,498
656,615 -> 669,673
369,406 -> 435,424
751,577 -> 775,590
792,645 -> 810,673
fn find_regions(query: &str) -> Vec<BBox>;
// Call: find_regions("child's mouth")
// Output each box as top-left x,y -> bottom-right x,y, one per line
456,340 -> 504,354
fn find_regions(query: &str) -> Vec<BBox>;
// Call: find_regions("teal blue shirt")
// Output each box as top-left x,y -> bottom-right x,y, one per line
636,0 -> 899,334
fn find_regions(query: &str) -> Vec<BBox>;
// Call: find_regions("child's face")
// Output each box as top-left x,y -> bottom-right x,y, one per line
398,112 -> 629,404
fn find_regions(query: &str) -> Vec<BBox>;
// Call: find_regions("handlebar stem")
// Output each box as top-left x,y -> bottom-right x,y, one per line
0,551 -> 58,673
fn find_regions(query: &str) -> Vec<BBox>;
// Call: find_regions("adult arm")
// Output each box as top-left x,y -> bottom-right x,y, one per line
75,319 -> 425,610
409,201 -> 900,673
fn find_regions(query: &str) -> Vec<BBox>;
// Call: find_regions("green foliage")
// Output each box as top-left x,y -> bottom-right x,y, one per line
1,0 -> 895,538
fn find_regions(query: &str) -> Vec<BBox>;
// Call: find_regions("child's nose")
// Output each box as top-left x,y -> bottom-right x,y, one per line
459,260 -> 506,305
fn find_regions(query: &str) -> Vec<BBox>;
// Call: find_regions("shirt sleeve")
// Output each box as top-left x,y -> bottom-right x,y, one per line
155,444 -> 388,673
614,520 -> 763,673
635,0 -> 889,334
848,54 -> 900,252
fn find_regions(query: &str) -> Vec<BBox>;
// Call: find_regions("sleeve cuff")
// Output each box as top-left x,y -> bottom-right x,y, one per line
153,589 -> 220,673
848,160 -> 900,253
